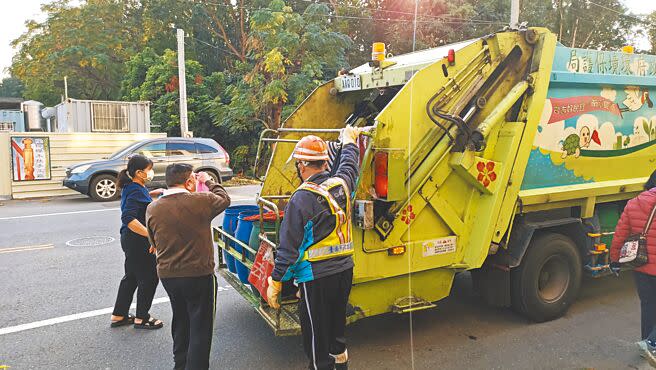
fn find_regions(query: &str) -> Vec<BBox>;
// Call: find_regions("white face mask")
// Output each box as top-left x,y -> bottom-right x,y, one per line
146,169 -> 155,182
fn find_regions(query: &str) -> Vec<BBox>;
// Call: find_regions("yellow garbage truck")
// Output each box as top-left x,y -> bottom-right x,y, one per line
215,27 -> 655,335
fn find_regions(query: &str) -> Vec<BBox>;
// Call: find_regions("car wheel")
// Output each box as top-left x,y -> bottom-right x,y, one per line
203,170 -> 222,184
511,232 -> 582,322
90,174 -> 119,202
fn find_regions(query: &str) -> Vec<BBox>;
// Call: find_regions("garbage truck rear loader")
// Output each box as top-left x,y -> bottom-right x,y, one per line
215,27 -> 654,334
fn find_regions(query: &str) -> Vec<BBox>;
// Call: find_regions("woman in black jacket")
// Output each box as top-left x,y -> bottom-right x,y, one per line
110,154 -> 164,329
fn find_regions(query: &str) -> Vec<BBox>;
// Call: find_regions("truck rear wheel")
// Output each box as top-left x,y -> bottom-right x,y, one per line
511,232 -> 581,322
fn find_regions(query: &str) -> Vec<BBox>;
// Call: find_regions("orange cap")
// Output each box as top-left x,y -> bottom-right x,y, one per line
291,135 -> 329,162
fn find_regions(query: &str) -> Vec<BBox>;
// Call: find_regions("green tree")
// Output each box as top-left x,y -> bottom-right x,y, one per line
123,49 -> 220,138
215,1 -> 350,130
10,0 -> 145,105
381,0 -> 483,54
648,11 -> 656,54
121,47 -> 161,101
137,0 -> 236,73
0,77 -> 25,98
203,1 -> 350,172
550,0 -> 635,49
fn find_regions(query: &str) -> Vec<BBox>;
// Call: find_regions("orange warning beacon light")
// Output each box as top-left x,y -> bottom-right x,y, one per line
372,42 -> 386,62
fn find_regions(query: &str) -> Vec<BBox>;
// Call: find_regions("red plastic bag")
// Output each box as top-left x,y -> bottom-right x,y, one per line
248,240 -> 275,300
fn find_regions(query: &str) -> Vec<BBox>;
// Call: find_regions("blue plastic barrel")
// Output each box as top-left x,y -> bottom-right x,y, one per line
222,205 -> 259,273
234,209 -> 260,283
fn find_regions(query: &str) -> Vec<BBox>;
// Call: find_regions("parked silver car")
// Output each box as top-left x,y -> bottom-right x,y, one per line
63,137 -> 233,201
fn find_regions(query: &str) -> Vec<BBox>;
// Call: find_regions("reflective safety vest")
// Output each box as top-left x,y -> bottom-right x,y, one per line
296,177 -> 353,262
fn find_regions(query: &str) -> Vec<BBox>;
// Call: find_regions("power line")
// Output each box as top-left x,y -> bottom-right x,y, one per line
188,35 -> 236,55
587,0 -> 655,27
306,12 -> 506,25
196,0 -> 506,25
308,1 -> 505,24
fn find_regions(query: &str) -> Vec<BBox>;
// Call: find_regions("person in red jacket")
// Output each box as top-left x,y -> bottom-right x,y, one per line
610,171 -> 656,365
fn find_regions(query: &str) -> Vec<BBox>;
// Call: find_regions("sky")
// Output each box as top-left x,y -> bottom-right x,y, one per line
1,1 -> 656,79
1,0 -> 47,78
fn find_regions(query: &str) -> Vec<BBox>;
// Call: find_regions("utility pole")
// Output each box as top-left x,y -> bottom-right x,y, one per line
176,28 -> 190,138
64,76 -> 68,100
510,0 -> 520,29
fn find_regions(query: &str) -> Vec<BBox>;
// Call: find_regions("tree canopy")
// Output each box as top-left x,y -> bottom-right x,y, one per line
0,77 -> 24,98
7,0 -> 656,172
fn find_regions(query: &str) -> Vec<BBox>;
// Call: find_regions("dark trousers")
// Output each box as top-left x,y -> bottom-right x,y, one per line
634,271 -> 656,342
298,268 -> 353,370
162,274 -> 217,370
112,231 -> 159,319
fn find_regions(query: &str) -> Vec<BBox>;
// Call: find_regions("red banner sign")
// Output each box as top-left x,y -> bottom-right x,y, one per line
547,96 -> 622,123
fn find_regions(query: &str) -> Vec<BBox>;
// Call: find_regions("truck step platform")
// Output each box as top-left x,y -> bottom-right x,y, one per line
217,268 -> 302,336
391,296 -> 437,314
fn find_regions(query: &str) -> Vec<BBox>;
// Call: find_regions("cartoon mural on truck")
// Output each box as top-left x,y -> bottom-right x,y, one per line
521,46 -> 656,190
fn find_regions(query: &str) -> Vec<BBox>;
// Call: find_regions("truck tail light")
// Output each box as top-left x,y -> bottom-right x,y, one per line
374,151 -> 388,199
447,49 -> 455,65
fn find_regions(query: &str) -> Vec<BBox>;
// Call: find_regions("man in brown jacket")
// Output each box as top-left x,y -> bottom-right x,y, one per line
146,163 -> 230,370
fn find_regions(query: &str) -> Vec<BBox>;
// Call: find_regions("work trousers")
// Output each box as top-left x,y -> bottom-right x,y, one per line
162,274 -> 217,370
634,271 -> 656,342
299,268 -> 353,370
112,231 -> 159,320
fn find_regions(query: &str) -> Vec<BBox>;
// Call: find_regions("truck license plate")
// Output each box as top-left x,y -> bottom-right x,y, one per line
340,75 -> 361,91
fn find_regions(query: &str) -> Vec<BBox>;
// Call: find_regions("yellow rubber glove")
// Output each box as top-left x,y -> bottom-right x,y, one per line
342,125 -> 361,146
267,276 -> 282,309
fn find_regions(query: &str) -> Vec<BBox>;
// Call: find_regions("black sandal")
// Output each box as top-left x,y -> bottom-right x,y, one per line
110,314 -> 135,328
134,316 -> 164,330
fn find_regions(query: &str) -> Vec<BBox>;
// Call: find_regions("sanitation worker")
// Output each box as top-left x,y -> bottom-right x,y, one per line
267,126 -> 361,370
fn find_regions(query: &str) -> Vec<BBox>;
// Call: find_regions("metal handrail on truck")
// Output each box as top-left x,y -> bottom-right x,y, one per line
213,194 -> 302,335
254,128 -> 345,178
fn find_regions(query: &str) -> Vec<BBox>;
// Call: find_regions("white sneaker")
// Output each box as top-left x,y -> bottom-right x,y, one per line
640,341 -> 656,367
637,340 -> 648,358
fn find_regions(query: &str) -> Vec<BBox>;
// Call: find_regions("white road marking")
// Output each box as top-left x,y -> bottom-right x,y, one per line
0,195 -> 255,221
0,285 -> 233,336
0,208 -> 119,221
0,244 -> 54,254
0,195 -> 254,221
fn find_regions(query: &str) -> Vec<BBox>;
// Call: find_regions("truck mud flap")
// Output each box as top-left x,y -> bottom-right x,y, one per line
506,216 -> 581,268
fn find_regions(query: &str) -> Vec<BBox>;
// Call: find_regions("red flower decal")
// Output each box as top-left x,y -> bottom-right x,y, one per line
401,205 -> 416,225
476,160 -> 497,188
